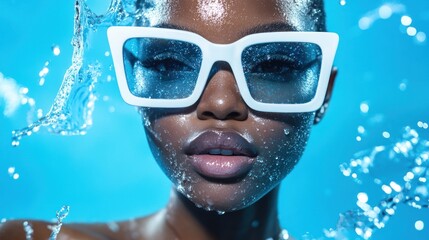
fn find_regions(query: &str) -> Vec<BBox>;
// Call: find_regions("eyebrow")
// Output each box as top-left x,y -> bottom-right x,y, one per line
154,22 -> 299,36
242,22 -> 299,35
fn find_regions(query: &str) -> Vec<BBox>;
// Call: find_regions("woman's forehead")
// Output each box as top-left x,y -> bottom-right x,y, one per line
142,0 -> 321,42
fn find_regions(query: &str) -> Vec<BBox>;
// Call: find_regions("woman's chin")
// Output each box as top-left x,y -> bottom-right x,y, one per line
176,179 -> 275,213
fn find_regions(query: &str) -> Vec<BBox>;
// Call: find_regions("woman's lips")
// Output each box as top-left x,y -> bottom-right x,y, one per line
185,131 -> 258,179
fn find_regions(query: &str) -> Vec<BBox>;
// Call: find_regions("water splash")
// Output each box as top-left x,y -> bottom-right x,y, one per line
327,125 -> 429,239
48,205 -> 70,240
0,72 -> 36,118
358,3 -> 426,43
23,221 -> 34,240
10,0 -> 146,146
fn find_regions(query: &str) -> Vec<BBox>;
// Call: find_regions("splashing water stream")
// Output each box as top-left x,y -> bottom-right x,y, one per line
327,125 -> 429,239
48,206 -> 70,240
10,0 -> 144,145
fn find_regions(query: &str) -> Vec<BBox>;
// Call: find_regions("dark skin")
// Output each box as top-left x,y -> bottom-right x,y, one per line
0,0 -> 337,239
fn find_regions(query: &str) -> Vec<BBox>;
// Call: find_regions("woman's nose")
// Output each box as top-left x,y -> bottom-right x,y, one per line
196,62 -> 248,121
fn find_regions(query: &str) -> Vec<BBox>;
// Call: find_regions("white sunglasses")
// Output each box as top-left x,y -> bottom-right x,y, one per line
107,26 -> 339,113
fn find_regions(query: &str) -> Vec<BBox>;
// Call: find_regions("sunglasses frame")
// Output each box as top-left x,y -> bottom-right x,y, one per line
107,26 -> 339,113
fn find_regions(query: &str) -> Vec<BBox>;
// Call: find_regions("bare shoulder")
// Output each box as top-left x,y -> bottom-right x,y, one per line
0,220 -> 101,240
67,210 -> 174,240
0,210 -> 173,240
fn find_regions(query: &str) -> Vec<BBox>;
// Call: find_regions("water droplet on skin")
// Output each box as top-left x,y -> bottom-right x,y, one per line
23,221 -> 34,240
216,210 -> 225,215
284,129 -> 290,136
251,220 -> 259,228
176,184 -> 185,194
107,222 -> 120,232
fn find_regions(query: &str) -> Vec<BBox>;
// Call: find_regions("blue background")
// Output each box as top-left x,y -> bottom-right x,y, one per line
0,0 -> 428,239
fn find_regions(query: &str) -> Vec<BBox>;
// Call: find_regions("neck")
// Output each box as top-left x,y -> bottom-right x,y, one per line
164,186 -> 282,240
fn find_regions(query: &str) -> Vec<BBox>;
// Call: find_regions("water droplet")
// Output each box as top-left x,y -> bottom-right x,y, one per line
52,45 -> 61,56
107,222 -> 120,232
251,220 -> 259,228
23,221 -> 34,240
8,166 -> 20,180
357,192 -> 369,203
415,220 -> 425,231
359,17 -> 372,30
176,184 -> 185,194
358,126 -> 366,134
39,77 -> 46,86
279,229 -> 290,240
339,0 -> 346,6
417,121 -> 424,128
283,129 -> 290,136
378,4 -> 393,19
39,67 -> 49,78
8,167 -> 15,175
401,15 -> 412,26
399,79 -> 408,91
360,102 -> 369,114
19,87 -> 29,94
416,32 -> 427,43
407,27 -> 417,36
216,210 -> 225,215
382,131 -> 391,139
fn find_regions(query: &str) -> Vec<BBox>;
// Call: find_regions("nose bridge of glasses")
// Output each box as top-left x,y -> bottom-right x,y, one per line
202,42 -> 242,81
206,43 -> 239,65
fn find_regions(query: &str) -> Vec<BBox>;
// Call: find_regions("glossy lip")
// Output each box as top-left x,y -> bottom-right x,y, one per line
185,130 -> 258,179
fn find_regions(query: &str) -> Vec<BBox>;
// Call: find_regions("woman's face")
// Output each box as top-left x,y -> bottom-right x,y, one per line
141,0 -> 322,212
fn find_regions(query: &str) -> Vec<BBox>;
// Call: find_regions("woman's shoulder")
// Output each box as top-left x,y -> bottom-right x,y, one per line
0,220 -> 105,240
0,211 -> 173,240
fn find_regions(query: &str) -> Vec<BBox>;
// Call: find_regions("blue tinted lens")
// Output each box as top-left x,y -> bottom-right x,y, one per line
123,38 -> 202,99
242,42 -> 322,104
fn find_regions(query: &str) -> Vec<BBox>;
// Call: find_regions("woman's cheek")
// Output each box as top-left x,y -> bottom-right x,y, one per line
250,112 -> 315,184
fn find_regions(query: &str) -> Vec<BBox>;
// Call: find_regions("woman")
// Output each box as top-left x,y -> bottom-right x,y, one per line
0,0 -> 338,239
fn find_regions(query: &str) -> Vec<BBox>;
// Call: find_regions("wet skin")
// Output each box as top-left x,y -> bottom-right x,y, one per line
142,0 -> 328,213
0,0 -> 336,239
